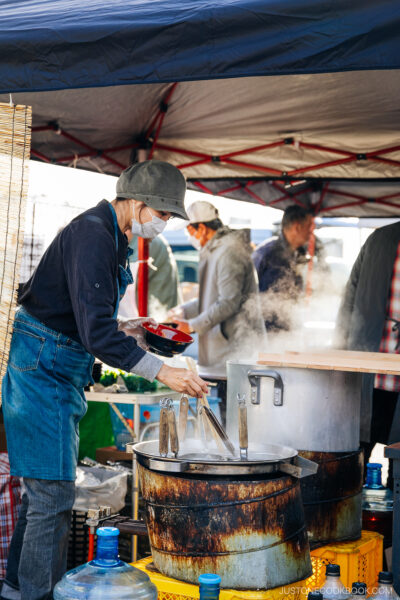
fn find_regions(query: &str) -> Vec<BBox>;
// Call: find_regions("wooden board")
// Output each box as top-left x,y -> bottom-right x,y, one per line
96,446 -> 132,464
258,349 -> 400,374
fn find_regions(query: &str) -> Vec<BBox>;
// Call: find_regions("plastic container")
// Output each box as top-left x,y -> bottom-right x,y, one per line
364,463 -> 385,489
73,467 -> 128,514
68,510 -> 93,570
369,572 -> 400,600
54,527 -> 157,600
134,556 -> 311,600
362,464 -> 393,561
320,565 -> 351,600
309,530 -> 383,592
199,574 -> 221,600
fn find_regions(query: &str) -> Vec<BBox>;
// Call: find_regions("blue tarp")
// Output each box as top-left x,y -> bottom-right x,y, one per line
1,0 -> 400,94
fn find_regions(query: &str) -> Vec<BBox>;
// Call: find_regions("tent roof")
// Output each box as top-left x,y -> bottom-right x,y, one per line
188,178 -> 400,218
2,0 -> 400,216
2,0 -> 400,93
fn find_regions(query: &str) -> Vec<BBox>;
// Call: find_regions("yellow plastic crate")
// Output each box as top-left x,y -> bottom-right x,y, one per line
308,531 -> 383,593
133,531 -> 383,600
134,557 -> 310,600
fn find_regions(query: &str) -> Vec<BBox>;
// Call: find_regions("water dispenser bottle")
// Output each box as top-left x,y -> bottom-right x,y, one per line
199,574 -> 221,600
54,527 -> 158,599
365,462 -> 385,489
362,463 -> 393,566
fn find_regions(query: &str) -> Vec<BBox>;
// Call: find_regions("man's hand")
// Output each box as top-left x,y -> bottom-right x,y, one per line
167,305 -> 184,320
171,318 -> 193,335
156,364 -> 208,398
118,317 -> 157,351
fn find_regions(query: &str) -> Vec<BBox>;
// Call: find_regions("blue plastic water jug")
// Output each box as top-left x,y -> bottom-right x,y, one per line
364,462 -> 385,489
199,573 -> 221,600
53,527 -> 158,599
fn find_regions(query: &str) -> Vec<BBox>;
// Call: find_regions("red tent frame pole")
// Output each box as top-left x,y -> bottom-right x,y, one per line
270,182 -> 309,208
137,236 -> 149,317
137,84 -> 180,317
136,148 -> 150,317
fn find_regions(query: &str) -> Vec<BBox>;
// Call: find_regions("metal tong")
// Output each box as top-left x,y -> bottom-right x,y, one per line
178,395 -> 189,443
200,405 -> 235,456
159,398 -> 179,458
238,394 -> 248,460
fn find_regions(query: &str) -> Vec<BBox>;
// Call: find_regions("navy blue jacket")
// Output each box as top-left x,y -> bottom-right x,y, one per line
252,233 -> 302,294
19,200 -> 146,371
252,233 -> 303,331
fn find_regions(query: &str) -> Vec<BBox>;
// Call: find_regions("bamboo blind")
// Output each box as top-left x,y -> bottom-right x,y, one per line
0,103 -> 32,400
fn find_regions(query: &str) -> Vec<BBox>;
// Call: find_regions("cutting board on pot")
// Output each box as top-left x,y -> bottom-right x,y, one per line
258,349 -> 400,374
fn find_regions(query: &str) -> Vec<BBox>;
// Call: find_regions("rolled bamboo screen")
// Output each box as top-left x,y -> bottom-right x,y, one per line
0,103 -> 32,400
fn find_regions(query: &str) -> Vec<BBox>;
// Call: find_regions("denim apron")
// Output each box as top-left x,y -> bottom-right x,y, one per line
1,203 -> 132,481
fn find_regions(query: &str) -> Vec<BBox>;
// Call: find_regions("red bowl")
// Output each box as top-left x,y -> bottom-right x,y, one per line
143,322 -> 194,357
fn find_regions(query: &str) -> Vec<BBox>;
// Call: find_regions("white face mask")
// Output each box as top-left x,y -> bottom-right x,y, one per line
188,233 -> 202,251
132,207 -> 167,239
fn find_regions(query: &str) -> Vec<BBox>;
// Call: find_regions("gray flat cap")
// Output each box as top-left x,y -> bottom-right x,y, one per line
116,160 -> 188,219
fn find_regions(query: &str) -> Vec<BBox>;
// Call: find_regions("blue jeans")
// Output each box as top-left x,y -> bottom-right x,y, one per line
1,478 -> 75,600
2,308 -> 94,480
1,309 -> 94,598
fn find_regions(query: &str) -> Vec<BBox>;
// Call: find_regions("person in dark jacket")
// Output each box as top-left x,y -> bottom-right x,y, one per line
336,221 -> 400,488
252,205 -> 313,331
1,161 -> 207,600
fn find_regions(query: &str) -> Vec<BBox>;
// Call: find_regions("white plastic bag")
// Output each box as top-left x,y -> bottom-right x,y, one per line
73,466 -> 128,513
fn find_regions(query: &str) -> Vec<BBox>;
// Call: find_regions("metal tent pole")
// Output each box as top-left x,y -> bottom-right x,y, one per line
137,237 -> 149,318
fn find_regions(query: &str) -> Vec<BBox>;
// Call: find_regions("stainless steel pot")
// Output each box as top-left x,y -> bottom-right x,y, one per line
226,360 -> 362,452
133,439 -> 317,477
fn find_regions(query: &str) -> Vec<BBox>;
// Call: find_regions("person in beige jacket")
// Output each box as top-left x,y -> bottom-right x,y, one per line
169,200 -> 264,380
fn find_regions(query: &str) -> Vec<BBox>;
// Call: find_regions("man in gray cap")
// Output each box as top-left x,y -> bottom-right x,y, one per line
1,161 -> 207,600
169,200 -> 264,389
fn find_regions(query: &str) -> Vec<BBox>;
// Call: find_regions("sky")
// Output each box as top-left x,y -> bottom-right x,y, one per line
27,161 -> 283,240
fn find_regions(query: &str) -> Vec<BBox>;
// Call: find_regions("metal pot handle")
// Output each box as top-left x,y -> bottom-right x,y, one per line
279,455 -> 318,479
247,369 -> 284,406
148,458 -> 190,473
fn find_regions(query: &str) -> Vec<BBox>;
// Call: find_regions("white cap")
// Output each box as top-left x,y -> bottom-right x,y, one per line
186,200 -> 219,224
